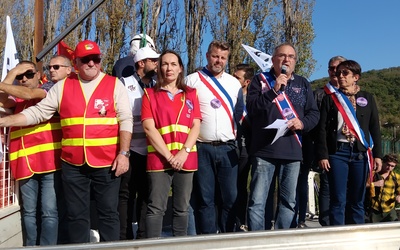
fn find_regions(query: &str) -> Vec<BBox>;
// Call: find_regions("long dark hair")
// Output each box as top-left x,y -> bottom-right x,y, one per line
155,49 -> 187,92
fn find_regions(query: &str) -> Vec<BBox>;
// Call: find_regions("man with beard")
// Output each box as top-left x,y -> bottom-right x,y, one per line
186,40 -> 243,234
118,46 -> 160,239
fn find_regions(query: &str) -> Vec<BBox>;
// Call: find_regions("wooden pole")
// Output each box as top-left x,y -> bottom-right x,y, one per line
34,0 -> 44,74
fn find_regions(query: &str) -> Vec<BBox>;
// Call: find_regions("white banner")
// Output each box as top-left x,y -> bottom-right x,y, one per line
2,15 -> 19,81
0,16 -> 19,162
242,44 -> 272,72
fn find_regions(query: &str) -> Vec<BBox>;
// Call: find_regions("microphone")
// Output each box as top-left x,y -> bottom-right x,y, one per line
280,65 -> 288,91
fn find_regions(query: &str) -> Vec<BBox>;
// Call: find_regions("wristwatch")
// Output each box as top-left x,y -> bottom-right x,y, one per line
120,151 -> 131,158
184,147 -> 191,153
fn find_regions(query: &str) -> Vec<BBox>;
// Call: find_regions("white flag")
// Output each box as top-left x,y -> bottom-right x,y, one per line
242,44 -> 272,72
2,15 -> 19,81
0,16 -> 19,162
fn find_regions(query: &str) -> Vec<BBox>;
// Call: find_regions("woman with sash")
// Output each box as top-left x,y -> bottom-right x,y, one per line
316,60 -> 382,225
141,50 -> 201,237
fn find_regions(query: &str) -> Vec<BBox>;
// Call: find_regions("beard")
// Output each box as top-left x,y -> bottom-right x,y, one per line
144,69 -> 156,79
209,64 -> 225,75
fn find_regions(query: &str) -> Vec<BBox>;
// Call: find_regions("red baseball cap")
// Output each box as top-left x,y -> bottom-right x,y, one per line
74,40 -> 101,58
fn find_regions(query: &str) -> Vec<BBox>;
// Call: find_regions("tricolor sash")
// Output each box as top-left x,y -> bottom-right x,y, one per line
198,69 -> 235,133
239,105 -> 247,125
324,83 -> 375,181
258,73 -> 302,146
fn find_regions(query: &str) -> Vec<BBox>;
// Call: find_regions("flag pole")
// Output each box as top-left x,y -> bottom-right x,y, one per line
35,0 -> 106,62
34,0 -> 44,73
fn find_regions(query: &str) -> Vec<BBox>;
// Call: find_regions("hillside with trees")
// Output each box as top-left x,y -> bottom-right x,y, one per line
311,66 -> 400,138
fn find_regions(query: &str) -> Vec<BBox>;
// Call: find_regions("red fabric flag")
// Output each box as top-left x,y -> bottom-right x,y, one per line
57,40 -> 78,71
57,40 -> 74,61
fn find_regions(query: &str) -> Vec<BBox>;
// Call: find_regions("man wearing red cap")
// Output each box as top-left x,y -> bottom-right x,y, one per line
0,40 -> 133,243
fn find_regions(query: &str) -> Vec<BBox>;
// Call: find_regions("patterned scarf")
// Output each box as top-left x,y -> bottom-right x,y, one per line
340,84 -> 360,142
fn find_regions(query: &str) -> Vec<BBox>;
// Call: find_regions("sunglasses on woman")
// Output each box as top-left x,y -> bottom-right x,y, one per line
335,69 -> 352,77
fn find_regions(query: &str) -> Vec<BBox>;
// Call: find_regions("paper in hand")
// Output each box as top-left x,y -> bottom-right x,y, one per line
263,119 -> 289,145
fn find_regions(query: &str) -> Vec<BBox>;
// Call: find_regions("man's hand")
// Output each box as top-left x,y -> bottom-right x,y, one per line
274,74 -> 288,92
374,158 -> 382,172
287,118 -> 304,131
374,179 -> 384,187
112,153 -> 129,177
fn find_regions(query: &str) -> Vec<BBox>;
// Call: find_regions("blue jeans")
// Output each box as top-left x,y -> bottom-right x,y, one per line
248,157 -> 300,230
187,205 -> 196,235
61,161 -> 121,243
193,142 -> 238,234
328,142 -> 368,225
20,172 -> 60,246
292,163 -> 309,227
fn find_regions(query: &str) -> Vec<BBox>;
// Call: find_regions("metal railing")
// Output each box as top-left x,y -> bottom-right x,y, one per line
9,222 -> 400,250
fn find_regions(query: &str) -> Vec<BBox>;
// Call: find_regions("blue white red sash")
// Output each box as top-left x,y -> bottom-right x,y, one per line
258,72 -> 302,146
198,70 -> 235,133
324,83 -> 374,180
239,105 -> 247,125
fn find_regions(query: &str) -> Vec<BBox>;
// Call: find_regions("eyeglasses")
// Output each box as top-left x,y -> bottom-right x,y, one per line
46,65 -> 69,70
16,71 -> 36,80
335,69 -> 352,77
328,66 -> 337,72
79,55 -> 101,64
275,53 -> 296,60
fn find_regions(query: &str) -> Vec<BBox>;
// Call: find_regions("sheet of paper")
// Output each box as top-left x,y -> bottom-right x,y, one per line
263,119 -> 289,144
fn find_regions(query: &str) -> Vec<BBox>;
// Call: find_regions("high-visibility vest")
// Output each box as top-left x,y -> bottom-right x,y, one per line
9,99 -> 62,180
59,74 -> 119,167
144,88 -> 198,172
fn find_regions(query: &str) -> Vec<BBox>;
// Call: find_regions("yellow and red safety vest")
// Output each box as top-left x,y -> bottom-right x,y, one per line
144,88 -> 198,172
9,99 -> 62,180
59,74 -> 119,167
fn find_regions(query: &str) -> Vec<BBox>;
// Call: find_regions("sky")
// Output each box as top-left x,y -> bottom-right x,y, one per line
309,1 -> 400,81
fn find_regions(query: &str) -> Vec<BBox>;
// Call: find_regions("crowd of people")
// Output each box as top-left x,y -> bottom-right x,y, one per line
0,34 -> 398,246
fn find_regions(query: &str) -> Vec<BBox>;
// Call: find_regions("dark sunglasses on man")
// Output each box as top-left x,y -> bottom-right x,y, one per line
79,55 -> 101,64
46,65 -> 69,70
15,71 -> 36,80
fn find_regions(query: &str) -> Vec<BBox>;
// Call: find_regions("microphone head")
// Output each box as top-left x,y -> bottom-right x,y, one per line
281,65 -> 288,74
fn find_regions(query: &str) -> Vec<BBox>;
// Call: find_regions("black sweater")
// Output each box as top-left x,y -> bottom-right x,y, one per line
246,70 -> 320,161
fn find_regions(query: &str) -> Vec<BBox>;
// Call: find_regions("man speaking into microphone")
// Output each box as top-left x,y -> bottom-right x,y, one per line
246,42 -> 319,230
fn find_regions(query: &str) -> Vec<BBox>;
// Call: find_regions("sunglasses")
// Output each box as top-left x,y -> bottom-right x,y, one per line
46,65 -> 69,70
335,69 -> 351,77
328,66 -> 337,72
16,71 -> 36,80
79,56 -> 101,64
146,58 -> 158,63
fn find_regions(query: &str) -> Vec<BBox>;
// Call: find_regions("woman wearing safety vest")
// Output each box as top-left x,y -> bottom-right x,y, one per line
141,50 -> 201,238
